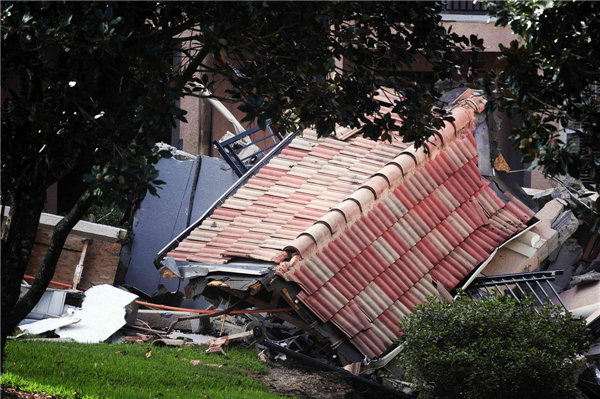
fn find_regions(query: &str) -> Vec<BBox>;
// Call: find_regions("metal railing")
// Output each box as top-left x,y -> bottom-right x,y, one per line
443,1 -> 497,14
464,270 -> 566,310
214,122 -> 284,177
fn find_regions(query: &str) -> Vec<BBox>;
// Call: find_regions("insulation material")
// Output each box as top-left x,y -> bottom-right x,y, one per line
20,315 -> 81,336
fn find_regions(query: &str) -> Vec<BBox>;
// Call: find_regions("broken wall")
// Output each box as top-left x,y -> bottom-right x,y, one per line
122,150 -> 238,307
25,230 -> 121,290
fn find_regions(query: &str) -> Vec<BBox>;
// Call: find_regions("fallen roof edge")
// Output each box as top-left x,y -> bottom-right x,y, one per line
458,217 -> 542,291
153,130 -> 300,269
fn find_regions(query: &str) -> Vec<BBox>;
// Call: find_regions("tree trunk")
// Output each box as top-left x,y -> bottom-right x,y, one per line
1,185 -> 47,348
1,189 -> 94,365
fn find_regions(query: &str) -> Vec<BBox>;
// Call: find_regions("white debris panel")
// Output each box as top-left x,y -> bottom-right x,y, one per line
21,284 -> 138,343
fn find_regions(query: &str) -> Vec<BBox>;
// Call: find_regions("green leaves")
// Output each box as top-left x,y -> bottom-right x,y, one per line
399,296 -> 589,399
2,2 -> 186,211
479,0 -> 600,230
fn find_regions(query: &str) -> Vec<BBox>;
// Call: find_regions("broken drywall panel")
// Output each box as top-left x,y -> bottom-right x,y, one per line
123,154 -> 237,309
19,315 -> 81,336
56,284 -> 138,343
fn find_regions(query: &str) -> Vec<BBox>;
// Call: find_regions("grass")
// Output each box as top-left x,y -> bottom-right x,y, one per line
2,340 -> 285,399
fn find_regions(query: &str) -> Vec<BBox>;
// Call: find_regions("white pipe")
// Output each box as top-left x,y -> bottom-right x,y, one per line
197,85 -> 245,134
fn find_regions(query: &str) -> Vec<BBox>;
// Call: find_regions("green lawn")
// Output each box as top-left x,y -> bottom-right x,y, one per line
2,340 -> 285,399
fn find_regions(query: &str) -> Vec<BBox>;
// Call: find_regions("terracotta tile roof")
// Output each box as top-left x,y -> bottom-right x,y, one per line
272,95 -> 535,358
166,91 -> 535,359
166,128 -> 410,265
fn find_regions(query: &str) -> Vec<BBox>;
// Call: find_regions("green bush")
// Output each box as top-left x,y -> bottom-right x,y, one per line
399,295 -> 590,399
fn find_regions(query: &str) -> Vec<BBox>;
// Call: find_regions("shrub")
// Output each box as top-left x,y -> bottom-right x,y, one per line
399,295 -> 590,399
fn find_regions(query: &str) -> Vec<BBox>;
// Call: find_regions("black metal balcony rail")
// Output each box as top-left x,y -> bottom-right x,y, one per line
214,121 -> 284,178
464,270 -> 566,311
443,1 -> 498,14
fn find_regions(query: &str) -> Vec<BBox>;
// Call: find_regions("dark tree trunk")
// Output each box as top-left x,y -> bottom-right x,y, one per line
1,185 -> 47,347
1,189 -> 94,365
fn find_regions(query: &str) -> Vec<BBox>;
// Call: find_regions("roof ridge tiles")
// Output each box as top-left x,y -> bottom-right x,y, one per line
310,184 -> 517,320
281,100 -> 482,262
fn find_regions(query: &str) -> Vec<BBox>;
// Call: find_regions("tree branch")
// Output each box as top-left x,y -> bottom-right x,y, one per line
176,48 -> 211,93
11,190 -> 95,323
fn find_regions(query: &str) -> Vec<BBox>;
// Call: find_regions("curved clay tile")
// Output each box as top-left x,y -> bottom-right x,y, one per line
345,188 -> 376,213
283,234 -> 316,259
335,199 -> 362,225
316,210 -> 347,236
361,175 -> 390,200
300,223 -> 332,250
374,164 -> 403,187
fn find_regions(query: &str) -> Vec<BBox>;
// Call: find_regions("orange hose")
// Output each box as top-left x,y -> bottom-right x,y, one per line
22,274 -> 293,315
134,300 -> 293,314
23,275 -> 79,290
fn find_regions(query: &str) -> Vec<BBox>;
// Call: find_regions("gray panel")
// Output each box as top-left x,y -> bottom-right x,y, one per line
123,153 -> 238,309
190,156 -> 239,222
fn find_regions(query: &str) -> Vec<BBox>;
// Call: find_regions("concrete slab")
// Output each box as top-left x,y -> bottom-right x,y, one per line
535,199 -> 565,224
522,187 -> 546,196
548,239 -> 583,292
530,220 -> 559,263
561,281 -> 600,319
2,206 -> 127,243
482,247 -> 538,276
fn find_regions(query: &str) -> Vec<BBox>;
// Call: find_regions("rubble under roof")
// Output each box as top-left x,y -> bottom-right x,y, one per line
154,90 -> 544,363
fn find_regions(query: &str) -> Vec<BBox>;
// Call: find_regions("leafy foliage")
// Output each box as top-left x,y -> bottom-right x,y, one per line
0,0 -> 481,359
1,0 -> 482,218
399,295 -> 589,399
480,0 -> 600,229
1,2 -> 180,208
174,1 -> 482,147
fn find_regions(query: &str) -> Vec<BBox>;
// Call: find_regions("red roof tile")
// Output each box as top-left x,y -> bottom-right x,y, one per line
166,91 -> 535,359
167,123 -> 412,264
274,94 -> 534,359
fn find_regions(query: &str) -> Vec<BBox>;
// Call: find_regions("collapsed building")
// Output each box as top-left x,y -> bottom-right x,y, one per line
13,87 -> 600,396
154,90 -> 541,363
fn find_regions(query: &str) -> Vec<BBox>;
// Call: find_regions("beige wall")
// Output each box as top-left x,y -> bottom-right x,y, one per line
441,18 -> 516,52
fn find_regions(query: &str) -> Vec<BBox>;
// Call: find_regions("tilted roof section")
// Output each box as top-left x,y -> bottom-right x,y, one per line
166,91 -> 536,360
273,94 -> 535,358
166,126 -> 411,264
